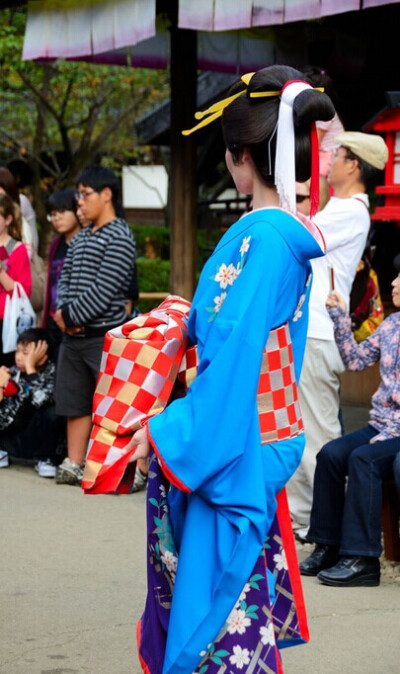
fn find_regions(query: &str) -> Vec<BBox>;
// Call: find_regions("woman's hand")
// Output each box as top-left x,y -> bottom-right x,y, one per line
326,290 -> 346,311
128,426 -> 150,462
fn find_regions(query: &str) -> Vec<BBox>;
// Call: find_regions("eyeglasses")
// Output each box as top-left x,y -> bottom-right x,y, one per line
46,210 -> 67,222
296,194 -> 310,203
75,189 -> 96,201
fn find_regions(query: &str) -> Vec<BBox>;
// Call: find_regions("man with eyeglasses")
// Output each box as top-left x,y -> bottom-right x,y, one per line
53,166 -> 136,486
287,132 -> 389,542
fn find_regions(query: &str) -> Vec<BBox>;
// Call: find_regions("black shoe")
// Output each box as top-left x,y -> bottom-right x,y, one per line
299,544 -> 339,576
317,556 -> 380,587
294,531 -> 310,544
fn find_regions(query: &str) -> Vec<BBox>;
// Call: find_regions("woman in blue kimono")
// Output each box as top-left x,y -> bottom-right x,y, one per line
132,65 -> 335,673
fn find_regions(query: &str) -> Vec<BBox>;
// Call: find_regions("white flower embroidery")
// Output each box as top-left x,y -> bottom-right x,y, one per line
240,236 -> 251,256
260,623 -> 275,646
273,550 -> 288,571
238,583 -> 251,602
161,550 -> 178,576
213,292 -> 227,313
229,645 -> 251,669
215,262 -> 236,289
227,608 -> 251,635
232,262 -> 242,281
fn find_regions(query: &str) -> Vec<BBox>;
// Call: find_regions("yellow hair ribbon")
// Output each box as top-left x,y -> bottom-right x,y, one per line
181,73 -> 324,136
240,72 -> 255,85
250,86 -> 324,99
194,90 -> 247,120
249,90 -> 282,98
182,110 -> 224,136
182,71 -> 255,135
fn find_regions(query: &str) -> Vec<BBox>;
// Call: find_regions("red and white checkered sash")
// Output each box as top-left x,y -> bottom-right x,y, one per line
180,323 -> 303,445
82,296 -> 192,493
82,305 -> 303,493
257,322 -> 303,443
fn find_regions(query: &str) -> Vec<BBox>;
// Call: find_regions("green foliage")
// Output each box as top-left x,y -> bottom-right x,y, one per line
130,223 -> 224,269
130,223 -> 225,312
0,8 -> 170,185
130,225 -> 170,259
136,257 -> 170,313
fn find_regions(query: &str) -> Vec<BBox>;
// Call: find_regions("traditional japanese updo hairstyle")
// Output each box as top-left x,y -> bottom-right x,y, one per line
222,65 -> 335,186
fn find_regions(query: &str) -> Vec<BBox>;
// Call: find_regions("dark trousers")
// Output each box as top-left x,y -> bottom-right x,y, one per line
0,319 -> 15,367
394,452 -> 400,498
308,425 -> 400,557
0,405 -> 66,464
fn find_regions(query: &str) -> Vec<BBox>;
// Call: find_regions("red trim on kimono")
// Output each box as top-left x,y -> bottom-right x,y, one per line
276,488 -> 309,642
147,424 -> 192,494
136,620 -> 152,674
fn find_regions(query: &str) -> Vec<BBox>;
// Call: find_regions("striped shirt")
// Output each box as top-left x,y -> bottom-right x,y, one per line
57,218 -> 136,330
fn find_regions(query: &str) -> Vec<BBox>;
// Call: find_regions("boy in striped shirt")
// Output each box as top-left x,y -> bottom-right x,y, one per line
54,166 -> 136,485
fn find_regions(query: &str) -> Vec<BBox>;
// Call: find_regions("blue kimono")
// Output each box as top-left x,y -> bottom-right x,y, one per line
145,207 -> 325,673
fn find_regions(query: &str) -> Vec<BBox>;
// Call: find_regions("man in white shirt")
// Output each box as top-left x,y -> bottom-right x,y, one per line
288,131 -> 388,541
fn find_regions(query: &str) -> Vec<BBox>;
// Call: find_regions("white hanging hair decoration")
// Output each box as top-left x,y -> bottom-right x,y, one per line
274,80 -> 313,215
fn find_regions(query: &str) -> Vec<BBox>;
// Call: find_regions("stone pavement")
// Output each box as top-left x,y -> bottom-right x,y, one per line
1,406 -> 399,674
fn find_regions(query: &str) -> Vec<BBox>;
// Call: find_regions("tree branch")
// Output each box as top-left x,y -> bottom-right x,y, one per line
0,129 -> 60,179
90,94 -> 144,151
59,74 -> 76,121
17,66 -> 60,122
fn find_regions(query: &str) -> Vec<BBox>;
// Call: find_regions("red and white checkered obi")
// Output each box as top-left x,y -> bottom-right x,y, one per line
83,296 -> 192,493
82,299 -> 303,494
258,322 -> 303,444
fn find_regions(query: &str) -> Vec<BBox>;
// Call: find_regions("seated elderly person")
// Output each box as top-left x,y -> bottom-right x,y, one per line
299,260 -> 400,587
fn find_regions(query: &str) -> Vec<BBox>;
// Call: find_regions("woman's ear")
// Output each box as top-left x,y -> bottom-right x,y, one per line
240,147 -> 252,165
231,145 -> 249,166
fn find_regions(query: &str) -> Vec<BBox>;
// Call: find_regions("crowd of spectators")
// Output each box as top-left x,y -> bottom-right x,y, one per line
0,165 -> 138,482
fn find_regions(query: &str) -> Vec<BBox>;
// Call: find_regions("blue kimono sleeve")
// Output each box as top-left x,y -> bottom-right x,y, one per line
147,230 -> 307,493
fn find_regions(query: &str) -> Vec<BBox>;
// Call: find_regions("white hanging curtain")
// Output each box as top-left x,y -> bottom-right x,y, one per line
178,0 -> 366,29
22,0 -> 156,60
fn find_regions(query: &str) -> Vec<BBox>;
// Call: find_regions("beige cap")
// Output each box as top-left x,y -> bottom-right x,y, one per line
335,131 -> 388,170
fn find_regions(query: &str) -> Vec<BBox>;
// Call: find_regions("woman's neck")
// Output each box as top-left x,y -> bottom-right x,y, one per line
251,181 -> 280,211
0,231 -> 11,246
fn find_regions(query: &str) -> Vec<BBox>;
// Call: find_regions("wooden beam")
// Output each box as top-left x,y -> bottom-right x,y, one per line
169,5 -> 197,300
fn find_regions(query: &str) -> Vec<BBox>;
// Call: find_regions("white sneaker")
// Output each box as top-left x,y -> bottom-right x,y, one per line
35,459 -> 57,478
56,457 -> 84,485
0,449 -> 9,468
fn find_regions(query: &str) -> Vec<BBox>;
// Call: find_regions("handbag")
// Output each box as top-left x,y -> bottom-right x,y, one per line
30,250 -> 47,312
2,282 -> 36,353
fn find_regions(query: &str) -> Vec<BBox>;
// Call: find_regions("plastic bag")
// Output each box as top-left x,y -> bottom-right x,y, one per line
2,282 -> 36,353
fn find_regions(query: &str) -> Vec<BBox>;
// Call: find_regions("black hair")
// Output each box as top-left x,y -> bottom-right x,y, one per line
6,159 -> 33,189
17,327 -> 48,346
222,65 -> 336,186
343,148 -> 382,191
47,187 -> 78,215
0,166 -> 20,204
302,65 -> 337,103
76,165 -> 122,214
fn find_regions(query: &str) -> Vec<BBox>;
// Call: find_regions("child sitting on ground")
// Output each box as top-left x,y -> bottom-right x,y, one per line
0,327 -> 63,476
